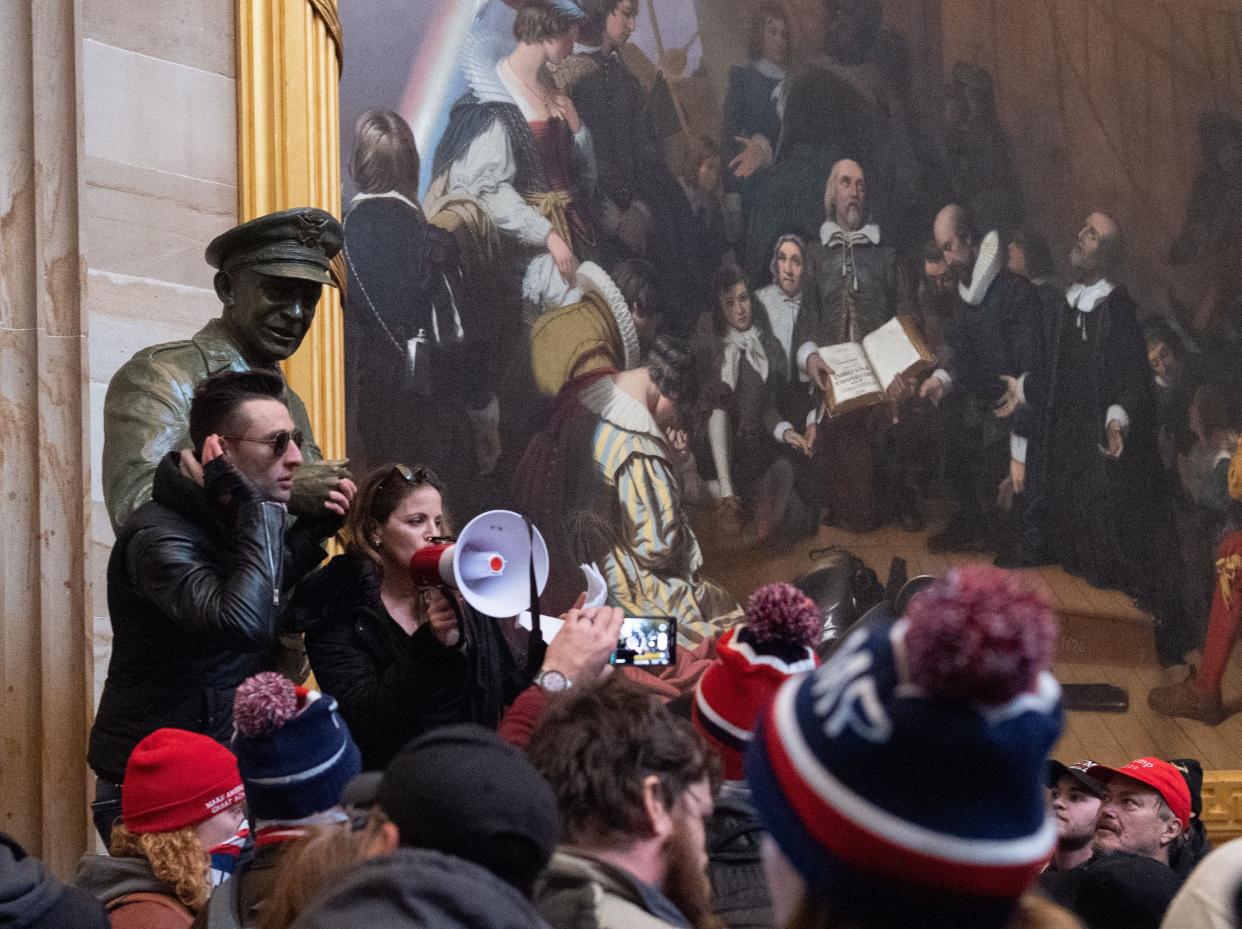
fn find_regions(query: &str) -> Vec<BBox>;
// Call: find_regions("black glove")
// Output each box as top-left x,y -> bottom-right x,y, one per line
203,457 -> 264,517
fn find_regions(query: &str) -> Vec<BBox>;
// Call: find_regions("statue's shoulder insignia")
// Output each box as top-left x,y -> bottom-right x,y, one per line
555,53 -> 598,93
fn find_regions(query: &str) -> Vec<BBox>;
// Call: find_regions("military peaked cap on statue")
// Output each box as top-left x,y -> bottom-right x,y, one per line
206,207 -> 343,285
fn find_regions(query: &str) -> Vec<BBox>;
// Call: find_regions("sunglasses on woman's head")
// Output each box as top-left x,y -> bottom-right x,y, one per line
382,464 -> 435,488
219,429 -> 304,457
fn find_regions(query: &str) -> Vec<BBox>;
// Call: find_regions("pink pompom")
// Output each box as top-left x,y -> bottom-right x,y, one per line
745,582 -> 822,648
903,565 -> 1056,705
233,672 -> 298,737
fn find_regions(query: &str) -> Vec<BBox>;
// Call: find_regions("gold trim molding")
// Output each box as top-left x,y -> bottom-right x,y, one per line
1203,770 -> 1242,845
236,0 -> 345,461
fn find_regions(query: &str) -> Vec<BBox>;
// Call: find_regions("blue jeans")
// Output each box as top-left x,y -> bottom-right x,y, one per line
92,778 -> 122,848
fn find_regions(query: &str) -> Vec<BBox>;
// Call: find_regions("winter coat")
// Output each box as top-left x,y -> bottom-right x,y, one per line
76,852 -> 194,929
289,551 -> 526,770
0,833 -> 108,929
534,848 -> 690,929
289,848 -> 548,929
705,784 -> 772,929
89,452 -> 329,784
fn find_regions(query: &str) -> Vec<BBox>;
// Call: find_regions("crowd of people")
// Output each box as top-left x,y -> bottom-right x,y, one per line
9,0 -> 1242,927
12,562 -> 1242,929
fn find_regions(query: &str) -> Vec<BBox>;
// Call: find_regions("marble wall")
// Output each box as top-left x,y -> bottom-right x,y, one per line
80,0 -> 238,706
0,0 -> 237,873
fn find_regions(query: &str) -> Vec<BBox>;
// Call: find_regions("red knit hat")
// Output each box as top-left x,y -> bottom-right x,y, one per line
121,728 -> 245,834
693,583 -> 820,779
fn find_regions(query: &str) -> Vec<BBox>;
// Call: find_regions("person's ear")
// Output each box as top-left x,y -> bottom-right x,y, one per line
214,271 -> 235,309
365,821 -> 401,858
641,774 -> 674,840
1160,815 -> 1184,848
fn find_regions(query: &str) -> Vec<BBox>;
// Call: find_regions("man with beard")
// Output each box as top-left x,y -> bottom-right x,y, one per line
794,159 -> 917,531
102,209 -> 354,532
1044,761 -> 1107,874
1010,213 -> 1193,668
527,677 -> 719,929
1041,758 -> 1189,924
919,204 -> 1042,555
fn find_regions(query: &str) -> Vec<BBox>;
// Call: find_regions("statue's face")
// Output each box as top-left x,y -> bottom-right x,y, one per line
219,268 -> 323,365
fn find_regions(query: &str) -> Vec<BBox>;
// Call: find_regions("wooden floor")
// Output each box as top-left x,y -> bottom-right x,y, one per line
696,504 -> 1242,769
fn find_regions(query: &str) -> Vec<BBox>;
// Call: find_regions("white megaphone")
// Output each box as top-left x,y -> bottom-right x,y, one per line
408,509 -> 549,618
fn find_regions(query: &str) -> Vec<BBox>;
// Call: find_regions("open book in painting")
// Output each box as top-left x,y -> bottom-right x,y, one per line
816,316 -> 936,416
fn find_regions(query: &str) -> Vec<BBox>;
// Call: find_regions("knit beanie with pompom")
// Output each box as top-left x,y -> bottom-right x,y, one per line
745,565 -> 1063,929
231,672 -> 361,822
693,582 -> 820,780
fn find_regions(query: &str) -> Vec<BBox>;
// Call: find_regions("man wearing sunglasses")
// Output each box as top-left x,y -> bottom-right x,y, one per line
88,368 -> 351,846
101,207 -> 354,533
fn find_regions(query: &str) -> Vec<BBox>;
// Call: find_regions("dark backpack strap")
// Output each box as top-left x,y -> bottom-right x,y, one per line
524,516 -> 547,681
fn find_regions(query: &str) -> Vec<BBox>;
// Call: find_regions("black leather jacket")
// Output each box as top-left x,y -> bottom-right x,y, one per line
89,453 -> 327,783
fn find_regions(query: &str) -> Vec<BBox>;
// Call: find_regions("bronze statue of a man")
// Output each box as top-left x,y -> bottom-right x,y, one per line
102,207 -> 350,531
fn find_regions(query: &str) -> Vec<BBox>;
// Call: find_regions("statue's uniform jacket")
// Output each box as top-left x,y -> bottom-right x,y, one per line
101,317 -> 322,533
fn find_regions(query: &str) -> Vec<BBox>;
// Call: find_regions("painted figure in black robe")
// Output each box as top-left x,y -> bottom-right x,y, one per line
343,110 -> 490,517
557,0 -> 694,328
793,159 -> 916,532
1021,213 -> 1193,667
721,4 -> 790,245
920,205 -> 1042,556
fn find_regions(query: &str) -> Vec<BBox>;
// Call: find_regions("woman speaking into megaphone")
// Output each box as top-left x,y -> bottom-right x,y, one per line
287,464 -> 529,770
288,463 -> 621,771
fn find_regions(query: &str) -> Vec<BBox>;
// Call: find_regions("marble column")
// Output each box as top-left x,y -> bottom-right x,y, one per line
0,0 -> 93,875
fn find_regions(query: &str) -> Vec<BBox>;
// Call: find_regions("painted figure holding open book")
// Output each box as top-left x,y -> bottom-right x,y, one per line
792,158 -> 929,532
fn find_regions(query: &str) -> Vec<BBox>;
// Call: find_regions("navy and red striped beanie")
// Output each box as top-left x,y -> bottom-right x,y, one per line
745,565 -> 1063,929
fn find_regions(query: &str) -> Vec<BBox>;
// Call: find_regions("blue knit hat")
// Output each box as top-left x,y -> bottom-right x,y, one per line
232,672 -> 362,822
746,565 -> 1063,929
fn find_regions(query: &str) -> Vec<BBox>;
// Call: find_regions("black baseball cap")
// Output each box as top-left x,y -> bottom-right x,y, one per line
377,724 -> 559,898
1047,759 -> 1107,797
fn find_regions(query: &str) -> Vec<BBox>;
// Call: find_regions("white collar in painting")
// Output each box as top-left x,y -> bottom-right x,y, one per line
1066,279 -> 1116,313
578,377 -> 664,441
819,220 -> 881,245
753,58 -> 787,81
350,190 -> 422,214
959,230 -> 1002,306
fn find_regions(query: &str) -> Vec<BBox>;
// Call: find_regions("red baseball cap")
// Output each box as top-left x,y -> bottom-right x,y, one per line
1095,757 -> 1192,829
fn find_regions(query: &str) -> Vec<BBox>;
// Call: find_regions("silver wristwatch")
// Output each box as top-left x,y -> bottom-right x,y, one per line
534,668 -> 571,693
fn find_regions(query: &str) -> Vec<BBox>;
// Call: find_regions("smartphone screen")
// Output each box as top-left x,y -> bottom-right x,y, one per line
610,617 -> 676,667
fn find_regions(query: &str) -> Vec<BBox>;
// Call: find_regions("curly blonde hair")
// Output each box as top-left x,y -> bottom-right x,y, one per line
109,822 -> 213,911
